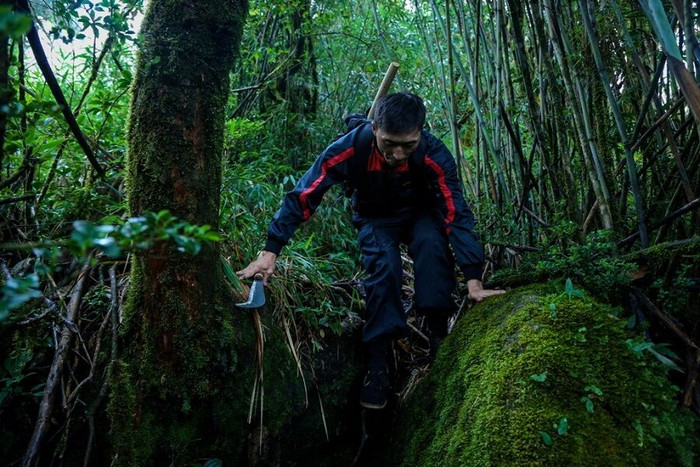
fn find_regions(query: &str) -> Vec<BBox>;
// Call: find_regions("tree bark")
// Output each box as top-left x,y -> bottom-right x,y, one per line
114,0 -> 250,464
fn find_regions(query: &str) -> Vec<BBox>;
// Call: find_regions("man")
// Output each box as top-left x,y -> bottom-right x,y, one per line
237,92 -> 504,409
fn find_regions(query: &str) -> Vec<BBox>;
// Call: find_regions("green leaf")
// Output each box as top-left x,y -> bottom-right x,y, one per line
221,257 -> 245,294
557,417 -> 569,435
565,278 -> 574,296
565,278 -> 584,298
539,431 -> 553,446
647,347 -> 683,372
530,372 -> 547,383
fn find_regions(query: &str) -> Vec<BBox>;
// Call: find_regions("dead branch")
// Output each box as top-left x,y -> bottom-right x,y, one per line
84,265 -> 120,467
17,298 -> 58,326
630,287 -> 697,351
629,96 -> 686,156
23,260 -> 92,467
0,194 -> 34,206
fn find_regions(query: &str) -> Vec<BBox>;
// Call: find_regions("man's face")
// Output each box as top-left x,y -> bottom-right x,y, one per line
372,123 -> 422,168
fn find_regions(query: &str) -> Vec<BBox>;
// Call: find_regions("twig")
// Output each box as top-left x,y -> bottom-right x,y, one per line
17,298 -> 58,326
351,410 -> 369,467
520,204 -> 549,227
485,241 -> 539,252
231,84 -> 262,93
630,287 -> 698,350
407,321 -> 429,344
247,308 -> 266,455
629,96 -> 686,155
84,265 -> 120,467
0,259 -> 11,280
23,261 -> 92,467
316,387 -> 329,442
64,296 -> 111,408
282,314 -> 308,407
618,198 -> 700,248
582,199 -> 599,234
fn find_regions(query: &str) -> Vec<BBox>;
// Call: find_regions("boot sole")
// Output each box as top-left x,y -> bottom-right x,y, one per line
360,399 -> 387,409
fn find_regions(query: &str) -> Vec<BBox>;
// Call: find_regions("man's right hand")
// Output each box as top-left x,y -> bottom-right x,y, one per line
236,251 -> 278,286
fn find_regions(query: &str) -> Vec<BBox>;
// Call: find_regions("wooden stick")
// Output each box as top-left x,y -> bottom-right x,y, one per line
367,62 -> 400,119
630,287 -> 698,350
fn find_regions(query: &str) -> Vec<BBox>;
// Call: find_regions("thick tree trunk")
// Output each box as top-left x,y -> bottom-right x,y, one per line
112,1 -> 252,464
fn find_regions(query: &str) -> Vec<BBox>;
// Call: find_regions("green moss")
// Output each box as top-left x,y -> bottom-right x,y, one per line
630,237 -> 700,268
392,282 -> 697,466
109,294 -> 307,465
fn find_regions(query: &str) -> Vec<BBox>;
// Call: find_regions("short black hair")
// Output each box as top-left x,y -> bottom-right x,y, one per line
373,92 -> 426,134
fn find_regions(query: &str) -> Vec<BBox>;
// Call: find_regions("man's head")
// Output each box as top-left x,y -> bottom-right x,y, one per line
372,92 -> 426,167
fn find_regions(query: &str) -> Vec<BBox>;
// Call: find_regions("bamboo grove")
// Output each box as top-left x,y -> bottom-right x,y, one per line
406,0 -> 700,253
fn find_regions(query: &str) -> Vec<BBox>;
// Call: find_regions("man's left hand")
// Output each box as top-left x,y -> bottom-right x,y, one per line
467,279 -> 506,302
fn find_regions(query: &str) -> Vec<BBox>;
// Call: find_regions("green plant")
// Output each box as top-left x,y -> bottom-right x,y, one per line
493,229 -> 636,302
580,385 -> 603,413
1,211 -> 220,323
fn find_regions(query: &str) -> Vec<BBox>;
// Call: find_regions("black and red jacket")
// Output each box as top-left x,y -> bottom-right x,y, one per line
264,122 -> 484,280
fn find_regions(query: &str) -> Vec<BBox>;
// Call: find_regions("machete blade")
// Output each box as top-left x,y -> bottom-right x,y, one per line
236,274 -> 265,308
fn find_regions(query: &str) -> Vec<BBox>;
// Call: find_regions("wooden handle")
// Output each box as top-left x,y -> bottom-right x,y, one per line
367,62 -> 399,119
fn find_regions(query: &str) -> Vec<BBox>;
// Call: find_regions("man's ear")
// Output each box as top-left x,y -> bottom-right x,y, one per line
371,122 -> 378,135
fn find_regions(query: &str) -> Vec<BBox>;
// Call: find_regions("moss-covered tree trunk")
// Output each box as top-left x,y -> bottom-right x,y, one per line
111,1 -> 250,464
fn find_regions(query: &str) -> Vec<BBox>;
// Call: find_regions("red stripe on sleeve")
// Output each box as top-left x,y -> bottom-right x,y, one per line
299,147 -> 355,219
425,156 -> 455,225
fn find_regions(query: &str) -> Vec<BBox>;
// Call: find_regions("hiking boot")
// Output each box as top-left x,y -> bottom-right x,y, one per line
360,368 -> 389,409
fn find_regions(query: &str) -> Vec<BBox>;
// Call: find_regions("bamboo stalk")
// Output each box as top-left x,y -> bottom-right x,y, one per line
609,1 -> 696,204
543,0 -> 614,229
579,0 -> 648,246
618,197 -> 700,247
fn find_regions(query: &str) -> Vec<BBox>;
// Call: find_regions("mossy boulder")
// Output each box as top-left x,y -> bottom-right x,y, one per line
391,282 -> 697,466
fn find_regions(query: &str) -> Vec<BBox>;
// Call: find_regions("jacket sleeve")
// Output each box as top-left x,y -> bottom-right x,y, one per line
264,128 -> 361,255
422,133 -> 485,281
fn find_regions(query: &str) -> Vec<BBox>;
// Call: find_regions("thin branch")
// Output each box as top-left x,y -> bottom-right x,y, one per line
630,287 -> 697,351
14,0 -> 105,179
23,261 -> 92,467
618,198 -> 700,247
84,265 -> 120,467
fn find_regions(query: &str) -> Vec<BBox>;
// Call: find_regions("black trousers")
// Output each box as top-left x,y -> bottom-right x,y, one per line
355,211 -> 457,343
